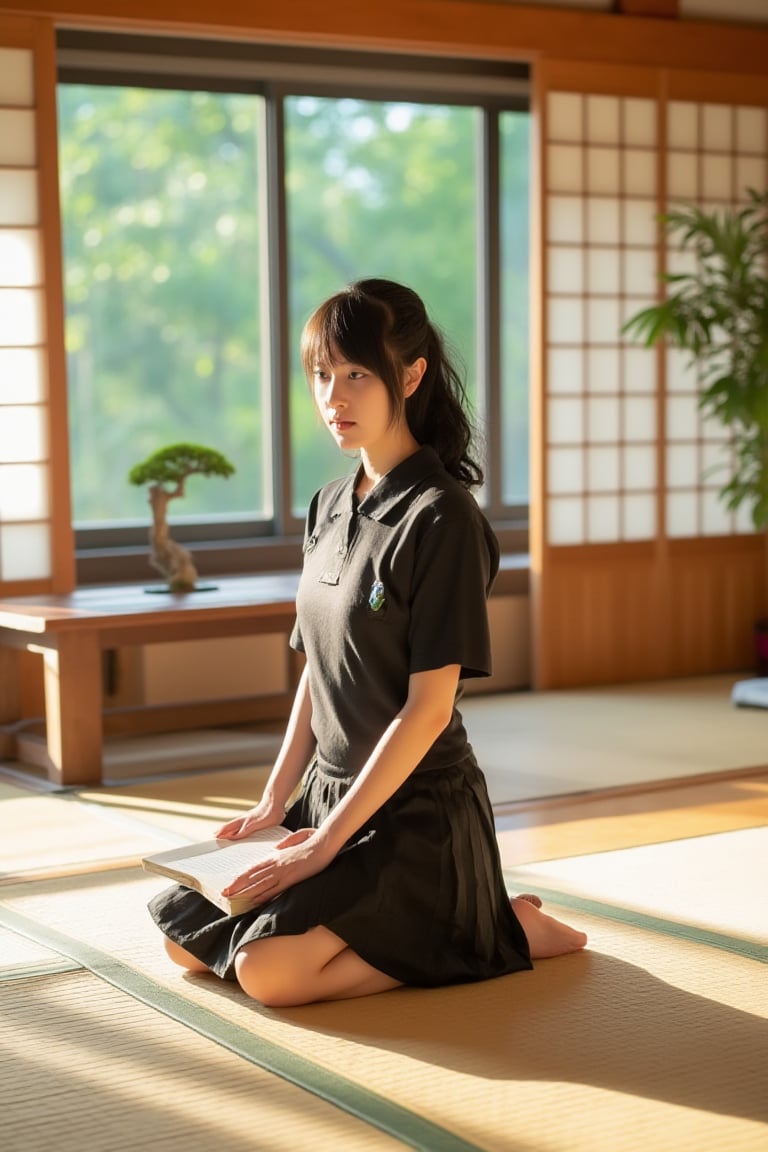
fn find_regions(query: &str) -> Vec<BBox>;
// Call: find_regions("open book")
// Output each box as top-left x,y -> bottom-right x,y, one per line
142,826 -> 292,915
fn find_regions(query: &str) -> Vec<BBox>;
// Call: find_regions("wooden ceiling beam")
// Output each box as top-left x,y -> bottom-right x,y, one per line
612,0 -> 679,18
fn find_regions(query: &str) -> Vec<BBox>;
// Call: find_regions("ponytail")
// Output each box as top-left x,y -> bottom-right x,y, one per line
405,323 -> 484,490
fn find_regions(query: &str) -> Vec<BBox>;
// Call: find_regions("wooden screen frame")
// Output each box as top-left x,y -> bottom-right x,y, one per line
0,12 -> 75,596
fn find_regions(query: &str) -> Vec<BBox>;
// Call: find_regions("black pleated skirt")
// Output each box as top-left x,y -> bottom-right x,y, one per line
147,754 -> 532,986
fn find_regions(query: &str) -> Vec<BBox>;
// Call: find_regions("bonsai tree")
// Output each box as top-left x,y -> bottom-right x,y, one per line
128,442 -> 236,591
622,189 -> 768,529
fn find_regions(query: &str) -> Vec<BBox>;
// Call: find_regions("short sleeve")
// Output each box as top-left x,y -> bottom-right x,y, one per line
289,616 -> 304,653
408,509 -> 499,679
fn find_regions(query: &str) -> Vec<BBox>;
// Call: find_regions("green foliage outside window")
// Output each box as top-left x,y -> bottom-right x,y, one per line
58,84 -> 530,531
284,96 -> 481,509
58,86 -> 263,525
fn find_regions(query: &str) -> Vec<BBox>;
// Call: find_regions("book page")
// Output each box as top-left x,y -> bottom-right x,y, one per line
144,826 -> 290,885
172,838 -> 283,883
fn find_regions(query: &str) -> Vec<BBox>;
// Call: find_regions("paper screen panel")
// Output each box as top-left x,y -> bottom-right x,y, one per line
0,43 -> 52,583
544,91 -> 659,545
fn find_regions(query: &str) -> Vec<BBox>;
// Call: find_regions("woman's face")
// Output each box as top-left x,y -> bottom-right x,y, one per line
312,356 -> 401,456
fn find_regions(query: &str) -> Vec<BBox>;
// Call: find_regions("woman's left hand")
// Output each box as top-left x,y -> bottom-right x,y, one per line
220,827 -> 330,907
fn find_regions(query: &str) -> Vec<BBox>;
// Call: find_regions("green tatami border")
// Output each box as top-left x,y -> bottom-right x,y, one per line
504,874 -> 768,964
0,956 -> 83,982
0,901 -> 485,1152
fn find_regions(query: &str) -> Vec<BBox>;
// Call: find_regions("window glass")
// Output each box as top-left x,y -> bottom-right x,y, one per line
285,96 -> 479,513
57,67 -> 531,563
57,85 -> 266,526
500,110 -> 530,504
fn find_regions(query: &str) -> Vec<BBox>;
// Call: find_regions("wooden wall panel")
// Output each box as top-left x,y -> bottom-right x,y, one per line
534,545 -> 663,686
665,539 -> 766,677
534,530 -> 767,689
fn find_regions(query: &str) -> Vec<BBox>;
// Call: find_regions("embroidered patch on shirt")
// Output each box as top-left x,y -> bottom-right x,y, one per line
368,580 -> 386,612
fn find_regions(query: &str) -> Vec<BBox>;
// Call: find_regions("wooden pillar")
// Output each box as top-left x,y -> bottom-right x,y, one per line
40,633 -> 103,786
0,646 -> 20,723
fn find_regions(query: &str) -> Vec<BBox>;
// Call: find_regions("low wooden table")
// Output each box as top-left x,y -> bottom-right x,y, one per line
0,574 -> 300,787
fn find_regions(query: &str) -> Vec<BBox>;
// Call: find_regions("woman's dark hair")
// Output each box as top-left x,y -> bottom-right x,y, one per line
301,278 -> 484,489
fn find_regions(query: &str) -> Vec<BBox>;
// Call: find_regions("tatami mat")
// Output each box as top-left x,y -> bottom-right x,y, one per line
464,675 -> 768,804
0,766 -> 280,881
76,764 -> 274,836
2,869 -> 766,1152
2,676 -> 767,1149
1,965 -> 404,1152
496,773 -> 768,863
0,923 -> 81,980
73,766 -> 277,862
508,826 -> 768,946
0,791 -> 188,882
5,674 -> 764,883
0,780 -> 30,802
5,675 -> 766,807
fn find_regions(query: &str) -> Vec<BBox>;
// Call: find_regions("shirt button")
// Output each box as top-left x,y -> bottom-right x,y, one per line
337,544 -> 347,555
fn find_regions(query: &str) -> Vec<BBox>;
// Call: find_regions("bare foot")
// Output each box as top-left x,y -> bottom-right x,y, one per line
515,893 -> 543,909
510,897 -> 588,959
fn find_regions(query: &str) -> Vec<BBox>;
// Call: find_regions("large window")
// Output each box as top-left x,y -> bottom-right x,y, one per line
284,95 -> 481,511
56,34 -> 530,580
58,86 -> 267,527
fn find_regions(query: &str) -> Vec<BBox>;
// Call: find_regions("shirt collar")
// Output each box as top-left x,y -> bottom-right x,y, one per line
358,446 -> 446,521
324,446 -> 447,524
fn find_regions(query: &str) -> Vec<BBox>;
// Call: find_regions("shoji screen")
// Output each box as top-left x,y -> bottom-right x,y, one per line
532,62 -> 665,687
532,62 -> 768,688
0,16 -> 73,594
545,89 -> 659,549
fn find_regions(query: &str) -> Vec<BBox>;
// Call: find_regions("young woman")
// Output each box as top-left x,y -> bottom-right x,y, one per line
149,278 -> 586,1007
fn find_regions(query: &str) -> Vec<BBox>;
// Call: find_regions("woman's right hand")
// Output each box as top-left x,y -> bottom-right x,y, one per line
215,795 -> 283,840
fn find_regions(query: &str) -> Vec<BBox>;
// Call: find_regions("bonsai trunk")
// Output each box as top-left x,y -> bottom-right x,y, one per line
147,484 -> 199,592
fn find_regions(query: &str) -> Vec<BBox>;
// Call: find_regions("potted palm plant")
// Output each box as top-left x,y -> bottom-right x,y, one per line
623,189 -> 768,526
128,442 -> 236,592
622,189 -> 768,680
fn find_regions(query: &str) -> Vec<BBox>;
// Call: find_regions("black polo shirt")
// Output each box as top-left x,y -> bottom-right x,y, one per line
290,446 -> 499,777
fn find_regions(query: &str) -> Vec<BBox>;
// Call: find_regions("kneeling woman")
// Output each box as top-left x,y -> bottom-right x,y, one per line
149,278 -> 587,1007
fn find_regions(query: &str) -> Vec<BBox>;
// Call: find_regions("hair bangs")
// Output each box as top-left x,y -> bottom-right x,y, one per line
302,289 -> 392,381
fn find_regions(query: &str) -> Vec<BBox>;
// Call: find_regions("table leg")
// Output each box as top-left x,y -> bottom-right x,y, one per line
0,645 -> 22,759
0,645 -> 21,723
41,631 -> 103,786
